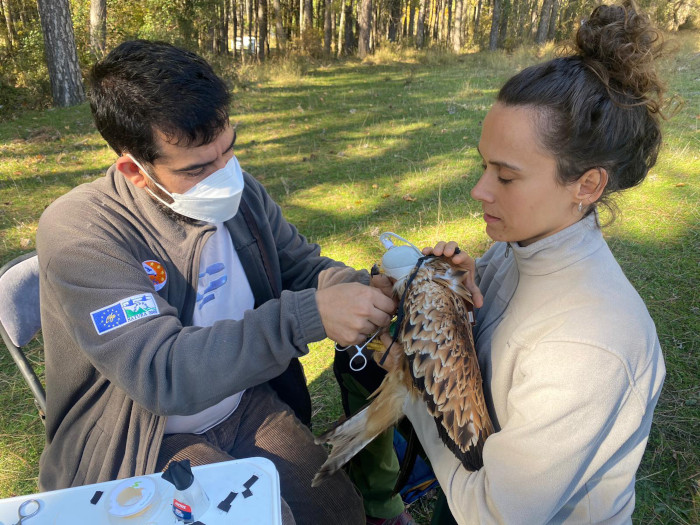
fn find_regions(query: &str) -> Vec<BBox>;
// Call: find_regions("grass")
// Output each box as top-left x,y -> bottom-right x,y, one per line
0,31 -> 698,523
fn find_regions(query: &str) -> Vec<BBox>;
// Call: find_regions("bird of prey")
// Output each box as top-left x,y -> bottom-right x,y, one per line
313,254 -> 493,486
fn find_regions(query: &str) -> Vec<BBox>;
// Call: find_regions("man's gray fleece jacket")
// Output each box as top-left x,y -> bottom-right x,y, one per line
36,166 -> 364,490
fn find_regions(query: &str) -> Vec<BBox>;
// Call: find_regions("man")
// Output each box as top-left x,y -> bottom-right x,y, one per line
36,40 -> 396,524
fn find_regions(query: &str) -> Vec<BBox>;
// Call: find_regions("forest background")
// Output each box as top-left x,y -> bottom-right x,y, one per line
0,0 -> 698,110
0,0 -> 698,524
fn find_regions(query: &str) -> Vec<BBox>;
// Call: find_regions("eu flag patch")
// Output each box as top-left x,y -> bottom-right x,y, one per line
91,293 -> 159,335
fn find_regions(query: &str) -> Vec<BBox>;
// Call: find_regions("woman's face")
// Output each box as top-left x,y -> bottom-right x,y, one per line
471,103 -> 581,247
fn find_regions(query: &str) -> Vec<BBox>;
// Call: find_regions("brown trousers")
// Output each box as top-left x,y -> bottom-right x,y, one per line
156,383 -> 364,525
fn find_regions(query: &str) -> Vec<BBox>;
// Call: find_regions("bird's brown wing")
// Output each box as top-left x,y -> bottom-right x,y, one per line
400,262 -> 494,471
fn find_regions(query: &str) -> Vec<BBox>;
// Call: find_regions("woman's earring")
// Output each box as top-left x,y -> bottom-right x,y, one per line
578,201 -> 583,213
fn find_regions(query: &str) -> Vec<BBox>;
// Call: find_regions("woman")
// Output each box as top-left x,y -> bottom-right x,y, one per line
384,2 -> 667,523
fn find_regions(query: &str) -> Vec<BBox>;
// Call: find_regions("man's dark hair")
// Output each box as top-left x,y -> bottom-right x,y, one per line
88,40 -> 231,164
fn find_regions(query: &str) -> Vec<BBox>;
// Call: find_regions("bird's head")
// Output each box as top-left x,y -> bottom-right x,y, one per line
373,253 -> 472,304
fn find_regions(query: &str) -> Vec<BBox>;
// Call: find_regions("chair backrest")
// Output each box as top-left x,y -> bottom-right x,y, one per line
0,251 -> 46,420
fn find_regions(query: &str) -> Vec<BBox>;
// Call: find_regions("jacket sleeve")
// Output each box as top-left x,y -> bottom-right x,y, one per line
403,341 -> 637,524
37,194 -> 335,417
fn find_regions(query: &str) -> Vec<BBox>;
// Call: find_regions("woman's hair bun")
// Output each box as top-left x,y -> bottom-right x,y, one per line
575,0 -> 665,112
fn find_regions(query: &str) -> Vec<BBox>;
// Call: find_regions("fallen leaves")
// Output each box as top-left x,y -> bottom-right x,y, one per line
402,194 -> 417,202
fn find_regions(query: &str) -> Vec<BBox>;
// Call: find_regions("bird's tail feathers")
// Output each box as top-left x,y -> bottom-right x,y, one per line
312,375 -> 408,487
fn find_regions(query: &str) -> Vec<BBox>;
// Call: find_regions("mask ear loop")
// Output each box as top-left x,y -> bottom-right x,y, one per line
126,154 -> 176,207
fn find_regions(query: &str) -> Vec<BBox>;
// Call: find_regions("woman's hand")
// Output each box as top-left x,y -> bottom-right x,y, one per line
370,273 -> 395,299
422,241 -> 483,308
374,331 -> 403,372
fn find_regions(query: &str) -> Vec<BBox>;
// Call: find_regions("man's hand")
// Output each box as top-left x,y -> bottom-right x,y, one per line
316,283 -> 397,347
422,241 -> 483,308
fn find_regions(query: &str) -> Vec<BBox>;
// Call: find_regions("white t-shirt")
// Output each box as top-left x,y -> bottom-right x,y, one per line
165,223 -> 255,434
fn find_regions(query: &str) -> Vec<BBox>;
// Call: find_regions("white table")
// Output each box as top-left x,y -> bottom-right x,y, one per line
0,457 -> 281,524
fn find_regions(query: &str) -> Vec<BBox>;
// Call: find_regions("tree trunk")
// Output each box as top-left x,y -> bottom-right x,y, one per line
452,0 -> 463,51
535,0 -> 554,44
473,0 -> 482,45
560,0 -> 576,41
223,0 -> 230,53
304,0 -> 313,30
299,0 -> 304,34
431,0 -> 439,40
0,0 -> 17,52
241,0 -> 248,62
247,0 -> 253,52
36,0 -> 84,107
231,0 -> 238,58
371,0 -> 378,50
416,0 -> 427,47
358,0 -> 371,56
462,0 -> 470,45
402,0 -> 408,36
89,0 -> 106,58
258,0 -> 267,60
488,0 -> 501,50
387,0 -> 401,41
338,0 -> 346,55
514,0 -> 526,39
498,0 -> 509,48
547,0 -> 558,41
344,0 -> 355,53
213,0 -> 227,54
324,0 -> 332,54
445,0 -> 452,44
408,0 -> 415,37
332,10 -> 338,52
272,0 -> 284,51
255,0 -> 260,51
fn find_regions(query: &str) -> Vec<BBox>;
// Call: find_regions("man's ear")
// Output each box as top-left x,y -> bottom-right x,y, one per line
115,155 -> 148,188
575,168 -> 608,205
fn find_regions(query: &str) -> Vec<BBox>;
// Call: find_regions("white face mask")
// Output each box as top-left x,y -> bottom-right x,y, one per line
128,154 -> 245,223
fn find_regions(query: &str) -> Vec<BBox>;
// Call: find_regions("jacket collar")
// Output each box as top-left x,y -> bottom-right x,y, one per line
509,213 -> 603,277
109,164 -> 216,260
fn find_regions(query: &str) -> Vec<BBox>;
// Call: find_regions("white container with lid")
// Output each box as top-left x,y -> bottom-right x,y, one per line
105,477 -> 161,523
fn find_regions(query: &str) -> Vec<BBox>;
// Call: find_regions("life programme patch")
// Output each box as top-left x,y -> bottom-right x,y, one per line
91,293 -> 159,335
